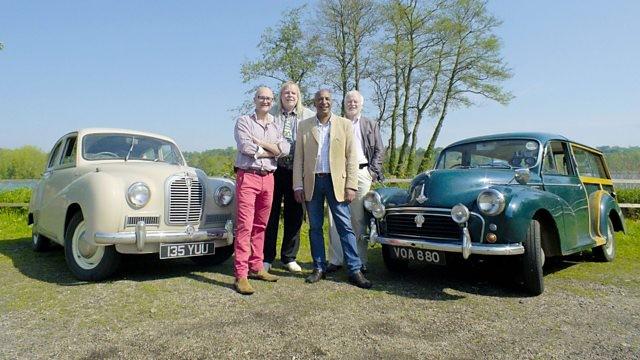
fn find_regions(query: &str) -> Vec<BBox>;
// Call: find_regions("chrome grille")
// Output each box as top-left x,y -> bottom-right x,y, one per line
385,213 -> 460,240
168,176 -> 203,224
205,214 -> 232,226
125,216 -> 160,227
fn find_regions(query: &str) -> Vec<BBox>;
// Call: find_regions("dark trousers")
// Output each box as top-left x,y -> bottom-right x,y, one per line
263,167 -> 303,264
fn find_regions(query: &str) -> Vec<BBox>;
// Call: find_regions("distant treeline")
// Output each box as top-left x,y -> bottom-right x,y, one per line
1,145 -> 639,180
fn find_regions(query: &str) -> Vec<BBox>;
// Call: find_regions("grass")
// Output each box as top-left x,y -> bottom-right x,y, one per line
1,208 -> 639,358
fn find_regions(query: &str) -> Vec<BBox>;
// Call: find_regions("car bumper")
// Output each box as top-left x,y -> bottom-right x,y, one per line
365,219 -> 524,258
94,220 -> 234,251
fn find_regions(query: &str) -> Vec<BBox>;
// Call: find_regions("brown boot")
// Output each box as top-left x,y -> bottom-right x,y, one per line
248,269 -> 279,282
234,277 -> 255,295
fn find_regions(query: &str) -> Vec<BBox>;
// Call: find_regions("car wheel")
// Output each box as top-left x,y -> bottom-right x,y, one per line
190,244 -> 234,266
381,244 -> 409,272
32,229 -> 51,252
64,212 -> 120,281
593,218 -> 616,262
520,219 -> 544,296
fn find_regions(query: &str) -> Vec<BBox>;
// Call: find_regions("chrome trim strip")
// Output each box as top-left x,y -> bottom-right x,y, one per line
372,235 -> 524,256
96,220 -> 234,247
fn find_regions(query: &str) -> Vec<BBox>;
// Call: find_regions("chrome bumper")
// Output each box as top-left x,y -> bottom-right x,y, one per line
95,220 -> 234,251
365,218 -> 524,258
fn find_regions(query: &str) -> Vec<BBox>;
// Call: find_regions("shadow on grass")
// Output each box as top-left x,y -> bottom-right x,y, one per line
0,237 -> 236,290
1,236 -> 583,298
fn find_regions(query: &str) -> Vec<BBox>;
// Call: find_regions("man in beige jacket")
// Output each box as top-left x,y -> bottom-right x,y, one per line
293,89 -> 372,289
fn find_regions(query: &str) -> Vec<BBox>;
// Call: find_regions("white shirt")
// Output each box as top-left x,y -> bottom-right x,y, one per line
315,116 -> 332,173
351,116 -> 368,165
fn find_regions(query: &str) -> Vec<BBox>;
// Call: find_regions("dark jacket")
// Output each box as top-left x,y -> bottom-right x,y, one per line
358,116 -> 385,182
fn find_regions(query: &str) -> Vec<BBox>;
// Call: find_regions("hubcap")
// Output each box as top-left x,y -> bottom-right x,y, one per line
604,225 -> 614,257
72,220 -> 105,270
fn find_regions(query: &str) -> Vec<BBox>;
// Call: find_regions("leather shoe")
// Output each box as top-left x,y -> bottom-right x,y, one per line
305,269 -> 326,284
248,270 -> 279,282
348,271 -> 372,289
326,263 -> 343,273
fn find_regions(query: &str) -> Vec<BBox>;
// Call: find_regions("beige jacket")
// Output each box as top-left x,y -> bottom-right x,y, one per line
293,114 -> 358,202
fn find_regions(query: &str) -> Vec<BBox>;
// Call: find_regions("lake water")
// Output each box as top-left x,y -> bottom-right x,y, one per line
0,180 -> 39,191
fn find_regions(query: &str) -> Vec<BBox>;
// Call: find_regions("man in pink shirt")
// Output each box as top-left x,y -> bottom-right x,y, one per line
233,87 -> 290,295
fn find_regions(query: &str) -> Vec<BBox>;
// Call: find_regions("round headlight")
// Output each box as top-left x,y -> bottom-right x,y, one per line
371,203 -> 386,219
451,203 -> 470,224
477,189 -> 505,216
214,186 -> 234,206
127,182 -> 150,209
363,191 -> 381,211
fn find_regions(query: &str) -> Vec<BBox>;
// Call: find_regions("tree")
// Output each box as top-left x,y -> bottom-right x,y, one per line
317,0 -> 380,115
418,0 -> 513,172
240,5 -> 322,99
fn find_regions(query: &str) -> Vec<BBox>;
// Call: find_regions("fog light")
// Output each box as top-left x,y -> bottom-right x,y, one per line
451,204 -> 470,224
486,233 -> 497,243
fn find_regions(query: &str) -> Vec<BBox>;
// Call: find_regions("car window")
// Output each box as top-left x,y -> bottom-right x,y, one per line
436,139 -> 540,169
542,141 -> 572,176
47,141 -> 64,169
82,134 -> 184,165
60,136 -> 77,166
572,146 -> 608,179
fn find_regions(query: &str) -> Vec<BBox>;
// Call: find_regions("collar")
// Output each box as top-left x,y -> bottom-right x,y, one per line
316,113 -> 332,126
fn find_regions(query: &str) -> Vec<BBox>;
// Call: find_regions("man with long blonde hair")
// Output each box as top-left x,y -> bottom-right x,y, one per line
263,81 -> 315,273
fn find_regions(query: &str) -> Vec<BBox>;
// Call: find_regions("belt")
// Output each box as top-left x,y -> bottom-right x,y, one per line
315,173 -> 331,177
359,163 -> 369,169
236,168 -> 274,176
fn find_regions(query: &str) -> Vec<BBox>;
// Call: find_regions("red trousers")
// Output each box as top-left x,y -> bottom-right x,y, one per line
234,170 -> 274,278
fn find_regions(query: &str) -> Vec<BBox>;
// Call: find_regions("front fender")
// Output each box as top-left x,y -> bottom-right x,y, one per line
196,169 -> 236,229
497,186 -> 566,244
64,172 -> 125,245
376,187 -> 410,207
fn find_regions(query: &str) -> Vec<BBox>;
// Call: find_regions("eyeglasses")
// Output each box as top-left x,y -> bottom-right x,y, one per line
256,96 -> 274,102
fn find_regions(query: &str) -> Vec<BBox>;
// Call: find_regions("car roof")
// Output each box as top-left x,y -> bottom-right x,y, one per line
69,128 -> 177,144
445,132 -> 602,154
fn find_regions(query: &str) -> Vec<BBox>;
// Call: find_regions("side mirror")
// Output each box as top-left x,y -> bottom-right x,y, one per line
514,168 -> 530,185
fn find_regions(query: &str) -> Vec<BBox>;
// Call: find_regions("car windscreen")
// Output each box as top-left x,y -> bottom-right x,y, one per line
82,134 -> 184,165
436,139 -> 541,170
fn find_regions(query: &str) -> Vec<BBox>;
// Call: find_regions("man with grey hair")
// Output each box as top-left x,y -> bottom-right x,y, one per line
327,89 -> 385,274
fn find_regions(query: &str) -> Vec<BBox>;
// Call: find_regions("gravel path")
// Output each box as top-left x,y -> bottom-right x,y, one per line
1,245 -> 639,360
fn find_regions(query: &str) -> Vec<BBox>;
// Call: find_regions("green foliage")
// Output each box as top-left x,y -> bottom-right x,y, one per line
184,148 -> 236,178
0,188 -> 32,203
0,146 -> 47,179
601,146 -> 640,174
240,5 -> 321,96
617,189 -> 640,204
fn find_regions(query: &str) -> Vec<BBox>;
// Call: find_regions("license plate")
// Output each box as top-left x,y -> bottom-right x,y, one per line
159,241 -> 215,259
389,246 -> 445,265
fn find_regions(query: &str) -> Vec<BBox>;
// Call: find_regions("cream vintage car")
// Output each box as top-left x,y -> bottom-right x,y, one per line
28,128 -> 235,280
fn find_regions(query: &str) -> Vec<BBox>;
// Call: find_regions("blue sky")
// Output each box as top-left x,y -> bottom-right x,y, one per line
1,0 -> 639,153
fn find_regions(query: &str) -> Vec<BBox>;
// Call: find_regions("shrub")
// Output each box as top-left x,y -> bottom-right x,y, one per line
0,188 -> 32,203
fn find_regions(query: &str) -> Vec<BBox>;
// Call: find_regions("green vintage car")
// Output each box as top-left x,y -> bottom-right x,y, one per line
364,133 -> 626,295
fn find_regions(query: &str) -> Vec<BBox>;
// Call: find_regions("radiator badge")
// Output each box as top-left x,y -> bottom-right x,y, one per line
414,214 -> 425,228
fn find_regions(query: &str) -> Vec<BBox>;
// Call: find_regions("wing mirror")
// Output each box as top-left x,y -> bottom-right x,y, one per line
514,168 -> 530,185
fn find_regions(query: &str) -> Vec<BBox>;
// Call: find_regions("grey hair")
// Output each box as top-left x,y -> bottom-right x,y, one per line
344,90 -> 364,106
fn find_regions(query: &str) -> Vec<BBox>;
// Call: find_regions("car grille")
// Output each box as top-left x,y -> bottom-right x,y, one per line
205,214 -> 232,227
125,216 -> 160,227
385,212 -> 460,240
168,176 -> 203,224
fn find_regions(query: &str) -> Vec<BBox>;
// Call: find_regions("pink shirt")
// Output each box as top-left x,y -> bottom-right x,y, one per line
234,113 -> 290,172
